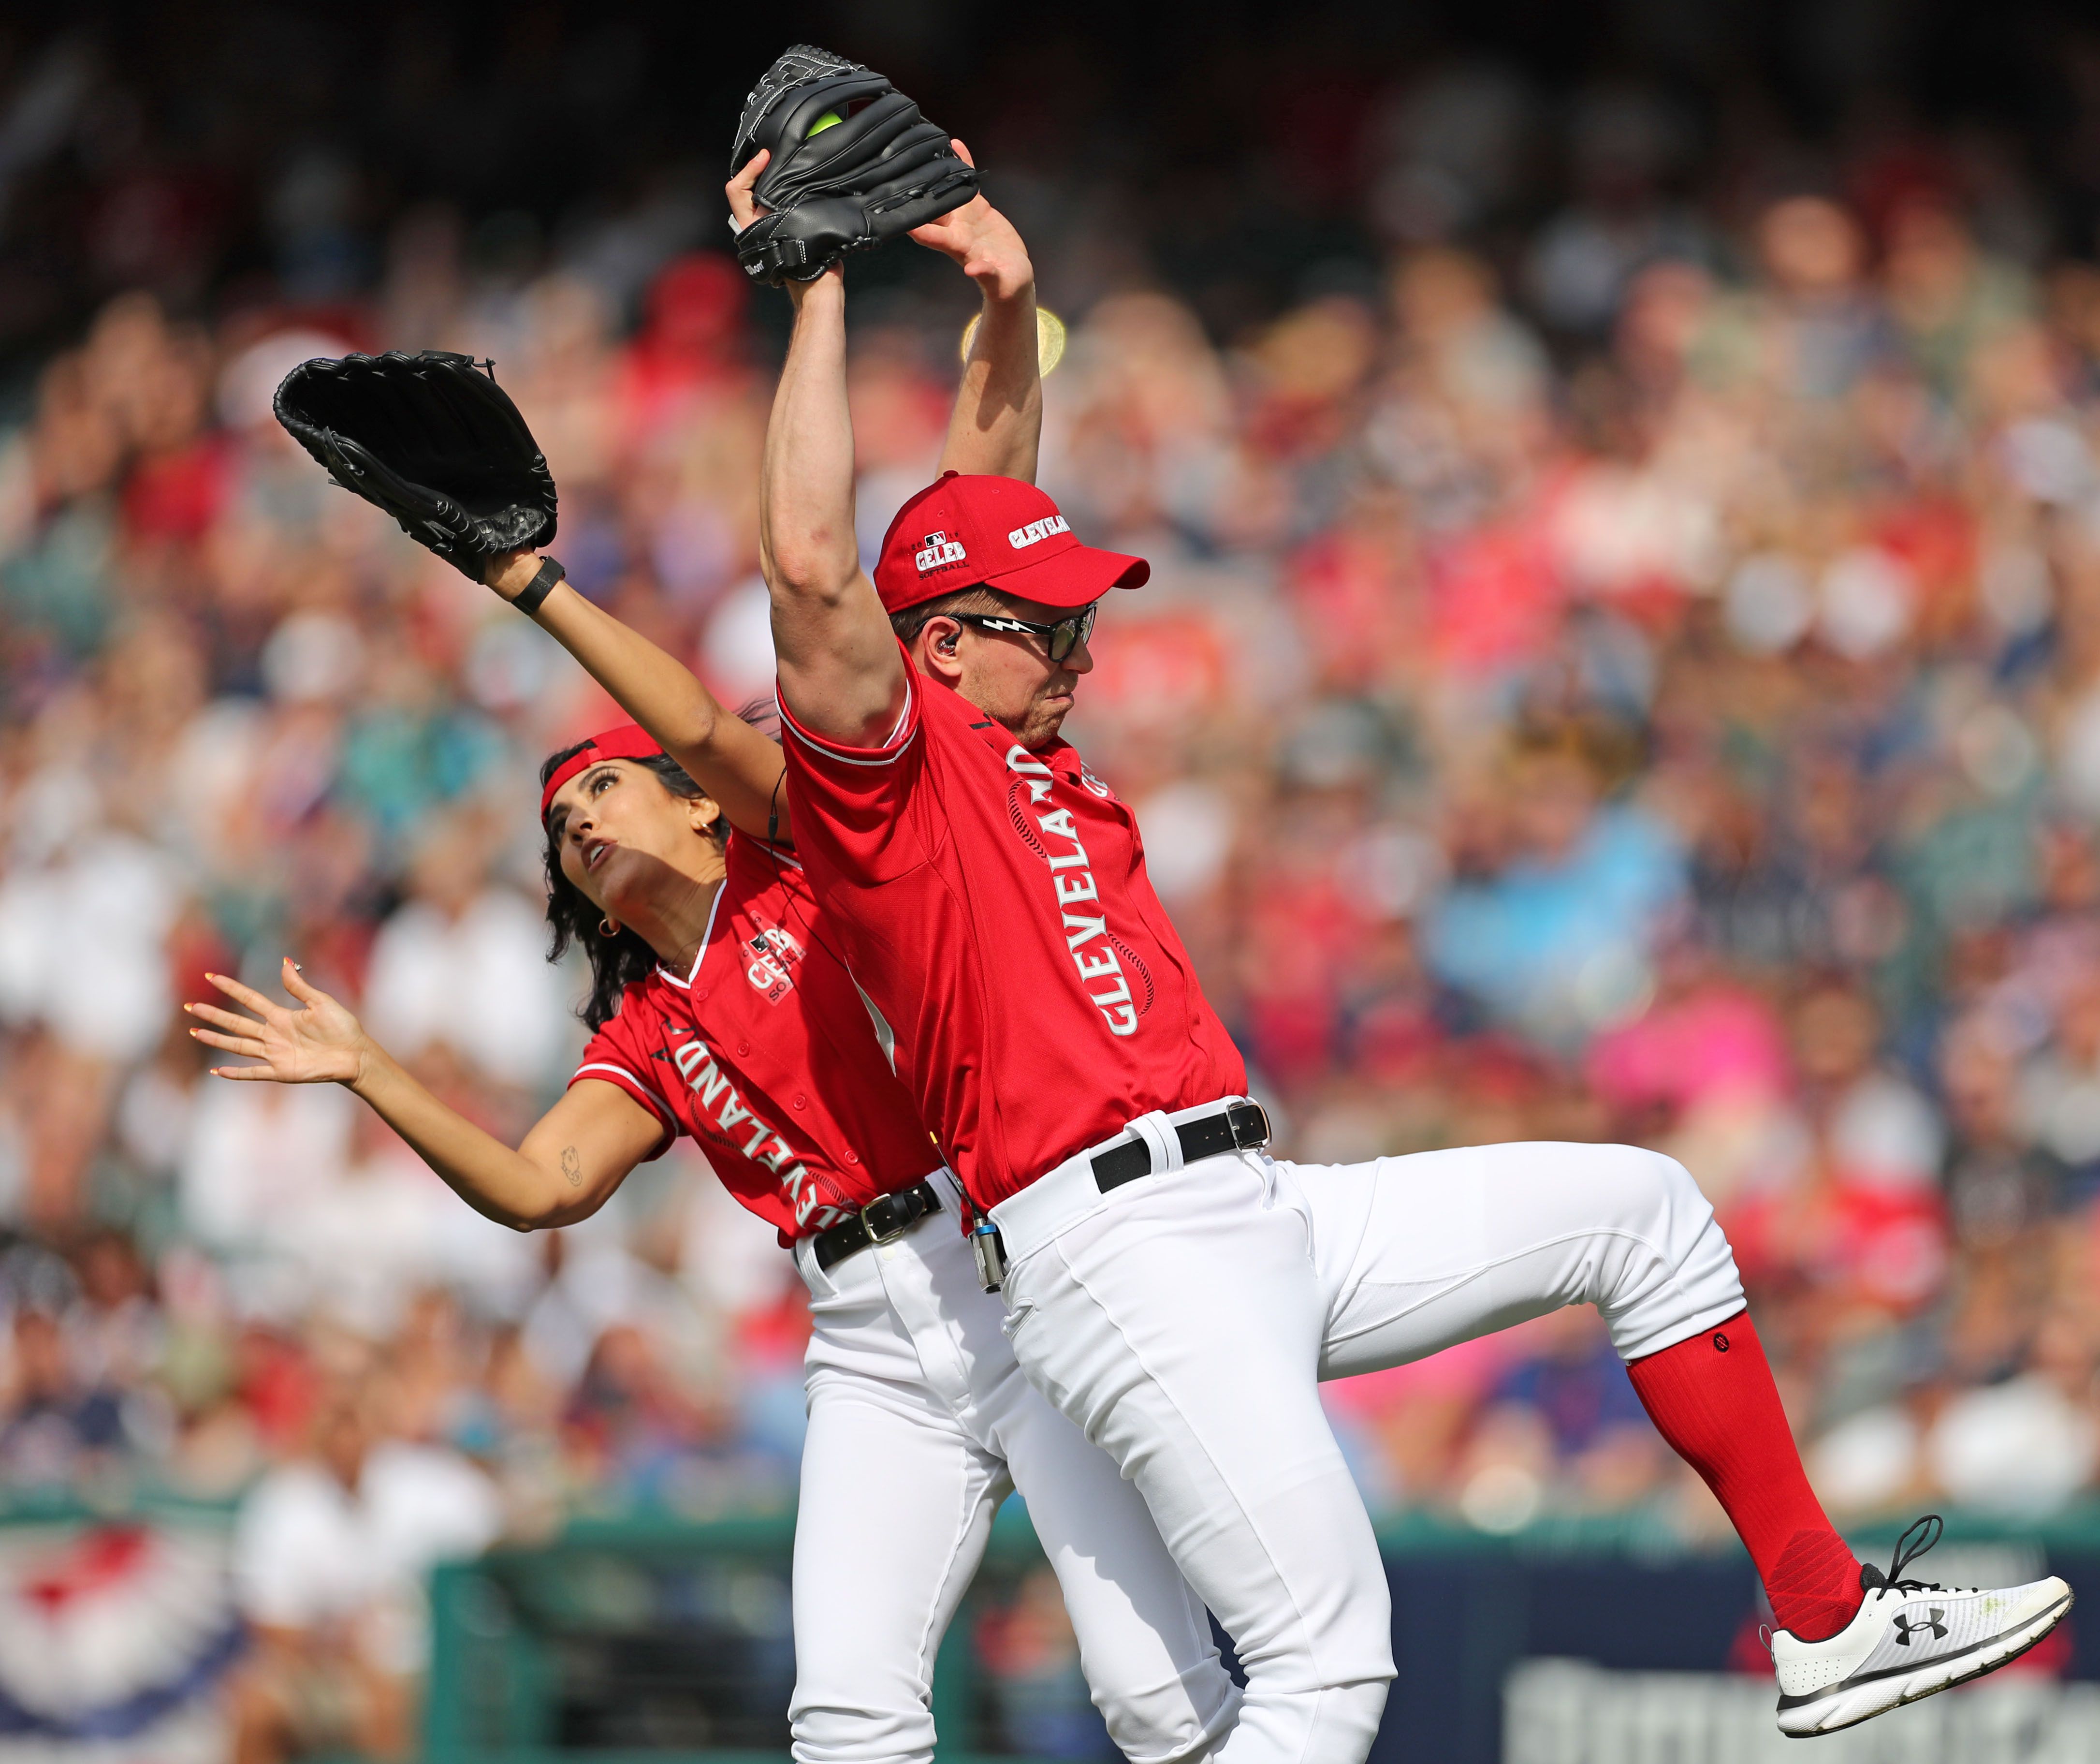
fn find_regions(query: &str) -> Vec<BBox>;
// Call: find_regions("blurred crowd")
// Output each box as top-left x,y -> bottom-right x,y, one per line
12,9 -> 2100,1751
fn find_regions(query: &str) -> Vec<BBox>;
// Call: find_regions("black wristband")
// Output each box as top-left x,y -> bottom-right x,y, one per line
511,556 -> 566,616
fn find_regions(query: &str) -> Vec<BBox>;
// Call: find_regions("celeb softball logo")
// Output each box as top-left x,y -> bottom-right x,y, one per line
744,925 -> 805,1004
915,529 -> 967,573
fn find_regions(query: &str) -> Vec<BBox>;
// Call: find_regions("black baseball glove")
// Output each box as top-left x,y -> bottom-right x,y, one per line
729,44 -> 978,286
273,351 -> 557,581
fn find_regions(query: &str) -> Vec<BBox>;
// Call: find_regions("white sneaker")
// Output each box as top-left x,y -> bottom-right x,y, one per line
1771,1516 -> 2072,1737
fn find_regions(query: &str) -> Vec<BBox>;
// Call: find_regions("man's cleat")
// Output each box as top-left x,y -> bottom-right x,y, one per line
1772,1515 -> 2072,1737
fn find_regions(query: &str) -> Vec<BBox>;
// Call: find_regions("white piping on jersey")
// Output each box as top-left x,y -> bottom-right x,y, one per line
780,673 -> 918,766
854,979 -> 898,1071
574,1061 -> 675,1129
741,832 -> 803,870
882,681 -> 914,748
655,866 -> 729,990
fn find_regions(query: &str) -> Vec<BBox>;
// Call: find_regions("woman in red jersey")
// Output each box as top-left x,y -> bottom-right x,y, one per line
183,183 -> 1237,1763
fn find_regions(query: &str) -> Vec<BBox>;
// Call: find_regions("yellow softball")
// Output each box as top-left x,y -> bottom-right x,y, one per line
960,306 -> 1067,377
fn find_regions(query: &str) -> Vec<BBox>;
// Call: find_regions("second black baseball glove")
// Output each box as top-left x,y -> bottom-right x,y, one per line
729,44 -> 978,286
274,351 -> 557,581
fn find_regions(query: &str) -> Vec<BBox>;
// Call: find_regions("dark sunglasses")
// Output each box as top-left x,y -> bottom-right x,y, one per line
951,602 -> 1098,663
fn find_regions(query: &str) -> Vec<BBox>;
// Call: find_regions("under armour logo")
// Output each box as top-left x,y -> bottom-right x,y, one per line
1893,1609 -> 1947,1646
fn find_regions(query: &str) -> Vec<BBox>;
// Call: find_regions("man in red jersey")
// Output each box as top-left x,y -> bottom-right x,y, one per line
198,171 -> 1240,1764
730,155 -> 2071,1755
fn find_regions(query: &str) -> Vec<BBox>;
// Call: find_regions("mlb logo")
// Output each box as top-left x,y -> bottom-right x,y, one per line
915,529 -> 968,574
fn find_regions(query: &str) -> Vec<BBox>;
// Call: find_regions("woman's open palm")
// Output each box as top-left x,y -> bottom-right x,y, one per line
185,960 -> 367,1085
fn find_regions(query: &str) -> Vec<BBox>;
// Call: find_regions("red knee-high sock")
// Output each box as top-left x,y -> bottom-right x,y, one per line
1626,1308 -> 1863,1642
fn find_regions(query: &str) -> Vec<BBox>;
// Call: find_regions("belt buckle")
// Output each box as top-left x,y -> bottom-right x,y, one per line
860,1193 -> 911,1248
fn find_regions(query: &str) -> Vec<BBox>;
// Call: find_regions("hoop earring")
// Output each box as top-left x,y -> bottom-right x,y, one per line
599,917 -> 620,938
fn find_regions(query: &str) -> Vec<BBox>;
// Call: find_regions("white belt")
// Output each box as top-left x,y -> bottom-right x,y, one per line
988,1096 -> 1266,1264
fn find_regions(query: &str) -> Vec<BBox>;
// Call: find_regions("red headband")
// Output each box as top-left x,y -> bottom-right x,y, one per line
540,724 -> 665,821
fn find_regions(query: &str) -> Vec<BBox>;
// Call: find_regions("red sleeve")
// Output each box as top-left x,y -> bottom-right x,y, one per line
568,1007 -> 676,1162
776,646 -> 931,886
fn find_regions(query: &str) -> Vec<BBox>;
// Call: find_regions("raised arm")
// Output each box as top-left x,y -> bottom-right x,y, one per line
735,140 -> 1042,745
742,157 -> 909,746
186,961 -> 660,1231
481,551 -> 790,840
909,156 -> 1042,482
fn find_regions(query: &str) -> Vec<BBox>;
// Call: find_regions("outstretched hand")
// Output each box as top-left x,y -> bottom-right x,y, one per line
725,144 -> 1023,300
724,149 -> 844,299
907,142 -> 1033,301
185,959 -> 369,1086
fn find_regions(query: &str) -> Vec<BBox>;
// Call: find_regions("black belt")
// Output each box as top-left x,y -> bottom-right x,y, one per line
1090,1100 -> 1272,1193
812,1180 -> 943,1272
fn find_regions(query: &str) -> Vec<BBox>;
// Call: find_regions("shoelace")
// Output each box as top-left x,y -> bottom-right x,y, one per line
1863,1513 -> 1955,1596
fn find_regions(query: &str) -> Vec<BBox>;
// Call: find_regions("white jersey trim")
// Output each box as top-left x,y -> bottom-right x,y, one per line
656,871 -> 729,990
854,978 -> 898,1071
882,681 -> 915,748
740,831 -> 803,871
780,673 -> 918,767
572,1061 -> 676,1128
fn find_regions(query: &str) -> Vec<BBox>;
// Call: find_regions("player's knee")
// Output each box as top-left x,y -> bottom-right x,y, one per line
1589,1144 -> 1708,1240
1226,1677 -> 1389,1764
1094,1663 -> 1241,1764
789,1697 -> 934,1764
1305,1557 -> 1396,1689
1585,1144 -> 1746,1340
1311,1677 -> 1393,1761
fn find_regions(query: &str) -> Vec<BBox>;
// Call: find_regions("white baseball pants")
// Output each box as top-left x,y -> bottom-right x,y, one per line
788,1172 -> 1240,1764
991,1127 -> 1748,1764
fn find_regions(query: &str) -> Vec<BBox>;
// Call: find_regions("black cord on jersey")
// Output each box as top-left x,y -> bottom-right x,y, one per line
752,752 -> 862,1005
749,747 -> 961,1219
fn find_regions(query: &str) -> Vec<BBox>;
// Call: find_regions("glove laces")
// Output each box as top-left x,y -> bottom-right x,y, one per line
1862,1514 -> 1946,1595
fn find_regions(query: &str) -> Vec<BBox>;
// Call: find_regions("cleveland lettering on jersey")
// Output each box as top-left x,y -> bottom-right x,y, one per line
1006,745 -> 1139,1037
669,1029 -> 845,1230
775,656 -> 1248,1205
569,832 -> 944,1235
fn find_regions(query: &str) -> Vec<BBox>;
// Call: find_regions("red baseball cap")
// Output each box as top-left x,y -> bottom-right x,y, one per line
873,473 -> 1150,615
541,724 -> 663,821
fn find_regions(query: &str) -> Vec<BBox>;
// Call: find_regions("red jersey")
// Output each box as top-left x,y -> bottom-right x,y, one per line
778,652 -> 1247,1208
569,830 -> 939,1241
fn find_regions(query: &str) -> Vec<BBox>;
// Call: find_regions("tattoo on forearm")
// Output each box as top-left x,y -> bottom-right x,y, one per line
561,1147 -> 582,1188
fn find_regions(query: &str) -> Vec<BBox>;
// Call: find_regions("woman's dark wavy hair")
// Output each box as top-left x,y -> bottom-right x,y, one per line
540,743 -> 722,1029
